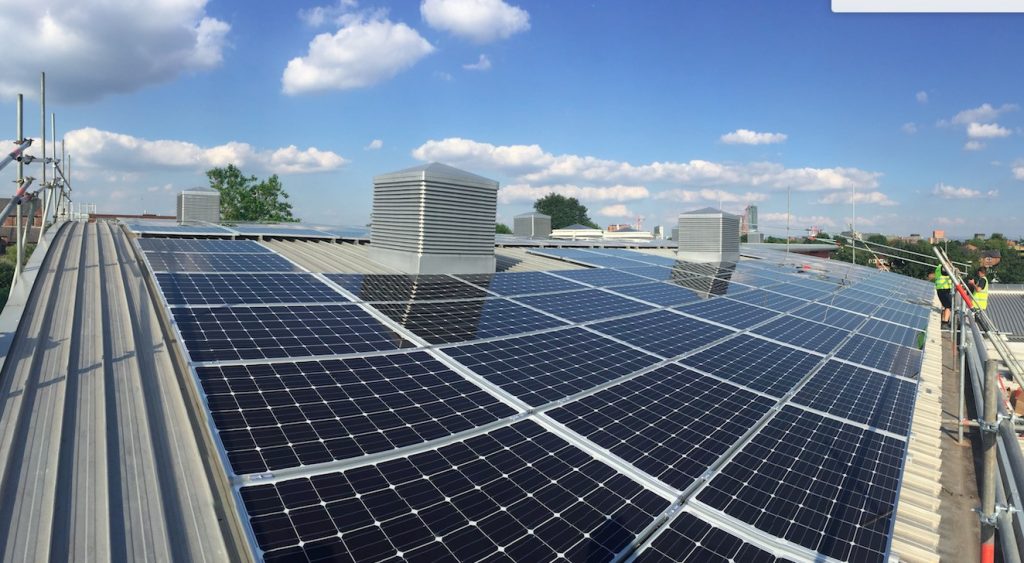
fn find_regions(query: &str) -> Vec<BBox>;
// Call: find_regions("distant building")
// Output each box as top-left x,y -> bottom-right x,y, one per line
906,233 -> 921,244
602,226 -> 653,242
513,212 -> 551,238
550,224 -> 603,240
740,204 -> 758,235
652,225 -> 664,239
606,223 -> 632,232
747,231 -> 765,244
930,229 -> 946,244
974,232 -> 986,240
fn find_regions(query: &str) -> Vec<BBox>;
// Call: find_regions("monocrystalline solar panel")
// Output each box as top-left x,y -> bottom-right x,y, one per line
817,294 -> 879,316
146,251 -> 300,273
548,363 -> 774,490
551,268 -> 653,287
454,271 -> 586,296
138,238 -> 272,253
871,301 -> 930,331
790,302 -> 866,332
676,298 -> 779,329
326,274 -> 492,302
370,298 -> 568,344
156,272 -> 346,306
442,327 -> 661,407
678,334 -> 822,397
529,248 -> 649,268
615,266 -> 677,281
589,310 -> 735,359
697,406 -> 905,563
241,420 -> 670,562
728,289 -> 809,313
172,304 -> 413,362
604,282 -> 701,307
197,351 -> 518,474
858,318 -> 925,349
515,289 -> 654,323
128,223 -> 233,235
766,282 -> 831,302
636,511 -> 790,563
793,361 -> 917,435
231,225 -> 337,238
752,315 -> 850,355
833,334 -> 923,378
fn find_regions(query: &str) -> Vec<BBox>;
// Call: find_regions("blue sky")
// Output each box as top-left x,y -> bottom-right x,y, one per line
3,0 -> 1023,238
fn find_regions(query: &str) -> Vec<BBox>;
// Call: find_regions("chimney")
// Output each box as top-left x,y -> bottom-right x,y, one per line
677,207 -> 740,263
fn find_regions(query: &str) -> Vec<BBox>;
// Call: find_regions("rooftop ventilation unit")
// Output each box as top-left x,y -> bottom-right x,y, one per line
176,187 -> 220,224
370,162 -> 498,275
513,212 -> 551,238
677,207 -> 740,263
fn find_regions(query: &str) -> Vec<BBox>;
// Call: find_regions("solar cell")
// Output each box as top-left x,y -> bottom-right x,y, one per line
637,511 -> 792,563
551,268 -> 653,287
752,316 -> 850,355
675,298 -> 779,329
833,334 -> 923,378
767,282 -> 831,302
146,251 -> 300,273
790,302 -> 866,332
589,310 -> 735,359
615,266 -> 677,281
697,406 -> 905,563
172,304 -> 413,362
241,420 -> 670,562
728,289 -> 809,313
678,334 -> 822,397
137,238 -> 271,253
454,271 -> 586,296
156,273 -> 346,306
326,274 -> 492,302
792,361 -> 916,435
370,298 -> 568,344
817,294 -> 879,316
528,248 -> 649,268
604,282 -> 701,307
548,363 -> 774,490
442,327 -> 661,407
515,289 -> 654,323
871,301 -> 930,331
858,318 -> 925,349
197,351 -> 517,474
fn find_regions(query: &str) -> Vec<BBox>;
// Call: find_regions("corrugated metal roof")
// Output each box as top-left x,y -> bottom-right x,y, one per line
988,293 -> 1024,336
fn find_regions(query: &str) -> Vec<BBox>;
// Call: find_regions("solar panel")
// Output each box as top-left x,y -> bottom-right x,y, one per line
197,351 -> 518,474
790,302 -> 866,332
241,420 -> 670,562
833,334 -> 923,378
677,334 -> 822,397
230,225 -> 337,238
615,266 -> 677,281
172,304 -> 413,362
604,282 -> 701,307
675,299 -> 779,330
137,238 -> 271,253
550,268 -> 653,287
793,361 -> 916,435
636,511 -> 792,563
857,318 -> 925,349
696,406 -> 905,563
156,273 -> 347,306
871,300 -> 929,331
589,310 -> 735,359
548,363 -> 774,490
327,274 -> 492,302
766,282 -> 832,302
369,298 -> 568,344
442,327 -> 661,407
515,289 -> 654,323
816,293 -> 879,316
728,289 -> 809,313
126,222 -> 234,235
752,316 -> 850,355
528,248 -> 651,268
146,251 -> 300,273
454,271 -> 586,296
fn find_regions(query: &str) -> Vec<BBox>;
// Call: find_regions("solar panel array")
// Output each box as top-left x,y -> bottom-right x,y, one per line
135,236 -> 935,562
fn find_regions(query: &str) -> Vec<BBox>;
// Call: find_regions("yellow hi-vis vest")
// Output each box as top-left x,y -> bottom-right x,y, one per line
934,264 -> 952,290
974,276 -> 989,310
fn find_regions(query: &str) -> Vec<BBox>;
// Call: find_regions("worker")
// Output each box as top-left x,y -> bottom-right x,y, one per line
928,263 -> 953,328
968,266 -> 990,310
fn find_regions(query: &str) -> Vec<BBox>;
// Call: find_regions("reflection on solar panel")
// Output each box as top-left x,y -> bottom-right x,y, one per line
676,299 -> 778,330
551,268 -> 652,287
443,327 -> 660,407
137,238 -> 271,253
858,318 -> 925,348
146,251 -> 300,273
230,225 -> 337,238
793,361 -> 916,435
768,282 -> 831,301
589,310 -> 735,359
528,248 -> 650,268
729,289 -> 809,312
172,304 -> 413,362
327,274 -> 491,301
604,282 -> 701,307
678,334 -> 822,397
455,271 -> 585,296
818,293 -> 879,316
697,406 -> 904,563
126,222 -> 233,235
834,334 -> 923,378
871,301 -> 929,331
752,316 -> 850,355
616,266 -> 676,281
791,302 -> 866,331
241,420 -> 670,562
516,289 -> 654,323
636,511 -> 791,563
549,364 -> 774,490
156,273 -> 346,306
370,299 -> 568,344
197,351 -> 517,474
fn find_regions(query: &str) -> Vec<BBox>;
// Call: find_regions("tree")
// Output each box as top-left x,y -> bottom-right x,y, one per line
533,194 -> 599,229
495,223 -> 512,234
206,165 -> 298,222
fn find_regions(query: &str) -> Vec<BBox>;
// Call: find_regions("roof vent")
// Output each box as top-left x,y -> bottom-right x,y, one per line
370,162 -> 498,274
677,207 -> 740,262
176,187 -> 220,224
513,212 -> 551,238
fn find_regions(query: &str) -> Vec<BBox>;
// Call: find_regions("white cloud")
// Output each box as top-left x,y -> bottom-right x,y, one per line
720,129 -> 787,145
760,212 -> 837,228
901,122 -> 918,134
434,71 -> 454,81
932,182 -> 997,200
463,54 -> 492,71
967,122 -> 1011,139
0,0 -> 229,103
66,127 -> 348,175
282,14 -> 434,94
365,139 -> 383,150
916,91 -> 928,104
816,191 -> 897,206
299,0 -> 359,27
598,204 -> 632,218
421,0 -> 529,43
964,140 -> 985,151
497,184 -> 648,204
952,103 -> 1018,125
654,189 -> 769,203
412,137 -> 881,192
1013,166 -> 1024,180
935,216 -> 966,226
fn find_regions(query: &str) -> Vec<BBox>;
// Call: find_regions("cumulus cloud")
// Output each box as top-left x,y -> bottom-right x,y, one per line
497,184 -> 648,204
421,0 -> 529,42
760,212 -> 837,228
916,91 -> 928,104
654,189 -> 769,203
282,14 -> 434,94
66,127 -> 348,175
935,216 -> 966,226
463,54 -> 492,71
965,140 -> 985,151
412,137 -> 881,192
952,103 -> 1018,125
299,0 -> 359,27
967,122 -> 1011,139
816,191 -> 897,206
1013,166 -> 1024,180
598,204 -> 632,218
720,129 -> 787,145
0,0 -> 229,103
901,122 -> 918,134
365,139 -> 383,150
932,182 -> 997,200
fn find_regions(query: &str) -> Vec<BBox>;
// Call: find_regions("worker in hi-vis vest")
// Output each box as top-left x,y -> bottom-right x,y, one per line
928,263 -> 953,328
968,266 -> 990,311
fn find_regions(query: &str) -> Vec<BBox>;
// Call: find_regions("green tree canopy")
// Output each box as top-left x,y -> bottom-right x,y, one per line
533,193 -> 599,229
495,223 -> 512,234
207,164 -> 298,223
